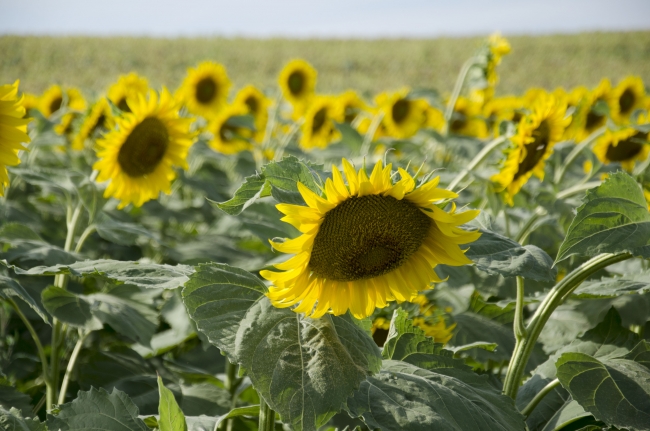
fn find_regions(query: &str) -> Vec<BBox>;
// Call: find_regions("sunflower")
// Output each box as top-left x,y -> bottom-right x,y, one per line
38,85 -> 87,134
72,98 -> 114,151
448,96 -> 488,138
21,92 -> 39,114
93,89 -> 194,209
278,59 -> 317,115
374,90 -> 428,139
574,79 -> 615,140
610,76 -> 646,124
207,103 -> 253,155
559,86 -> 590,140
423,103 -> 445,131
299,96 -> 344,150
260,158 -> 481,319
410,294 -> 456,344
492,92 -> 570,205
233,85 -> 270,142
107,73 -> 149,113
592,127 -> 649,172
176,61 -> 231,118
337,90 -> 368,124
0,81 -> 31,196
483,96 -> 525,135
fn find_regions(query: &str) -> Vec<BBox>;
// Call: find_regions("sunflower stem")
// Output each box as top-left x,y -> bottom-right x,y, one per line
503,252 -> 633,399
359,111 -> 384,157
274,120 -> 302,162
521,378 -> 561,418
514,277 -> 527,341
553,127 -> 606,185
58,330 -> 88,405
444,56 -> 480,135
446,135 -> 507,191
258,397 -> 275,431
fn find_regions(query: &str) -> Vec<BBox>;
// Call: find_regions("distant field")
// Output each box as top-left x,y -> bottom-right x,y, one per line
2,32 -> 649,98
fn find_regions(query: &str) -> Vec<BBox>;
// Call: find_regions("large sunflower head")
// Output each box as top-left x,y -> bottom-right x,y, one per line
610,76 -> 646,124
72,97 -> 114,151
448,96 -> 488,138
93,88 -> 194,209
1,81 -> 31,196
299,96 -> 344,150
260,158 -> 481,319
278,59 -> 317,110
492,92 -> 570,205
107,73 -> 149,113
176,61 -> 231,118
593,127 -> 649,172
375,89 -> 428,139
233,85 -> 271,142
207,103 -> 253,155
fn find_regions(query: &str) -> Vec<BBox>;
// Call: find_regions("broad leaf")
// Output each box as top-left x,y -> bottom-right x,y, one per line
0,223 -> 79,267
556,352 -> 650,431
41,286 -> 102,331
158,376 -> 187,431
213,173 -> 269,216
0,408 -> 47,431
347,360 -> 525,431
182,263 -> 382,431
95,213 -> 158,246
466,229 -> 556,281
0,384 -> 32,416
572,271 -> 650,298
539,399 -> 592,431
623,340 -> 650,369
0,274 -> 49,322
556,172 -> 650,262
46,387 -> 149,431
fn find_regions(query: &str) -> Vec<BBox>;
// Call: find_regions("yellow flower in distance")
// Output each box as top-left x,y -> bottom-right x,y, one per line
72,98 -> 114,151
448,96 -> 488,138
337,90 -> 368,124
278,59 -> 317,112
94,89 -> 194,209
107,73 -> 149,113
375,90 -> 428,139
233,85 -> 270,142
0,81 -> 31,196
593,126 -> 649,172
38,85 -> 87,134
575,79 -> 615,140
299,96 -> 344,150
492,92 -> 570,205
176,61 -> 231,118
260,159 -> 481,319
610,76 -> 646,124
483,96 -> 525,135
207,103 -> 253,155
21,92 -> 38,113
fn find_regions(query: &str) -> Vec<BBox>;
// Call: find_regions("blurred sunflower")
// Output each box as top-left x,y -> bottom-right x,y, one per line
337,90 -> 368,124
233,85 -> 270,142
207,103 -> 253,155
479,33 -> 512,104
20,92 -> 39,114
492,92 -> 570,205
559,86 -> 589,140
72,98 -> 114,151
593,126 -> 649,172
107,73 -> 149,113
423,103 -> 445,131
38,85 -> 87,134
576,79 -> 615,139
176,61 -> 231,118
483,96 -> 525,134
93,89 -> 194,209
299,96 -> 343,150
260,158 -> 480,319
1,81 -> 31,196
278,59 -> 317,115
375,90 -> 428,139
448,96 -> 488,138
610,76 -> 645,124
410,294 -> 456,344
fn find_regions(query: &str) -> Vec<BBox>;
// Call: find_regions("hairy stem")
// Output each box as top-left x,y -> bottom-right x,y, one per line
521,378 -> 561,418
446,135 -> 507,191
58,330 -> 88,405
514,277 -> 527,341
258,397 -> 276,431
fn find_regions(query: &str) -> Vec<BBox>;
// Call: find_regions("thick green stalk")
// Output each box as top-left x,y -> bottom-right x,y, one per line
58,331 -> 88,405
220,360 -> 241,431
513,277 -> 527,341
446,136 -> 507,191
503,252 -> 632,399
258,397 -> 276,431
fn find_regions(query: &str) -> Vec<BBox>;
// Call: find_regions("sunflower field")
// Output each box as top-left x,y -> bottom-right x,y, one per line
1,33 -> 650,431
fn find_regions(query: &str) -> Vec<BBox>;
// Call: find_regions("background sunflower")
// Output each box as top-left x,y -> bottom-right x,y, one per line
0,81 -> 31,196
176,61 -> 231,118
278,59 -> 317,115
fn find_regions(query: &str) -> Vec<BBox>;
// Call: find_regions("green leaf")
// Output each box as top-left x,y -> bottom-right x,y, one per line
382,308 -> 470,370
466,229 -> 557,281
0,223 -> 79,267
182,263 -> 382,431
94,213 -> 158,246
213,406 -> 261,430
41,286 -> 103,331
539,399 -> 592,431
157,375 -> 187,431
212,173 -> 269,216
13,260 -> 194,290
0,384 -> 32,416
556,352 -> 650,431
0,407 -> 47,431
347,360 -> 525,431
262,156 -> 322,196
556,172 -> 650,263
623,340 -> 650,370
572,271 -> 650,298
0,274 -> 48,322
46,387 -> 149,431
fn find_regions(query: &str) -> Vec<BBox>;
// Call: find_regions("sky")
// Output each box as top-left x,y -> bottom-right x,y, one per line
1,0 -> 649,38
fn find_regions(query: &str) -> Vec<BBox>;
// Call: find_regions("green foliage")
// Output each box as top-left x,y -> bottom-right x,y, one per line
0,408 -> 47,431
157,375 -> 187,431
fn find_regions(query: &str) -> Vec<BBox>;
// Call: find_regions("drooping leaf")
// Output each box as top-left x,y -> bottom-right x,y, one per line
157,375 -> 187,431
182,263 -> 382,431
556,172 -> 650,262
382,308 -> 469,370
94,213 -> 158,246
556,352 -> 650,431
347,360 -> 525,431
213,406 -> 260,430
466,228 -> 557,281
572,271 -> 650,298
623,340 -> 650,369
41,286 -> 103,331
0,223 -> 79,267
212,173 -> 269,216
0,274 -> 49,322
13,260 -> 194,290
46,387 -> 149,431
0,407 -> 47,431
539,399 -> 593,431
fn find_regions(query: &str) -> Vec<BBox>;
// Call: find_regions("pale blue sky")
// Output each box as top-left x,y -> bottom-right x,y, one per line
1,0 -> 649,37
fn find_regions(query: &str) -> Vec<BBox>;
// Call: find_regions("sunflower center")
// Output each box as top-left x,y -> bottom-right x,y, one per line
288,71 -> 305,96
605,132 -> 645,162
117,117 -> 169,178
245,96 -> 259,114
312,108 -> 327,133
619,89 -> 635,115
49,97 -> 63,114
514,120 -> 550,180
450,110 -> 467,133
195,77 -> 217,104
392,99 -> 410,124
308,195 -> 432,281
117,97 -> 131,113
585,100 -> 607,132
92,114 -> 106,133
